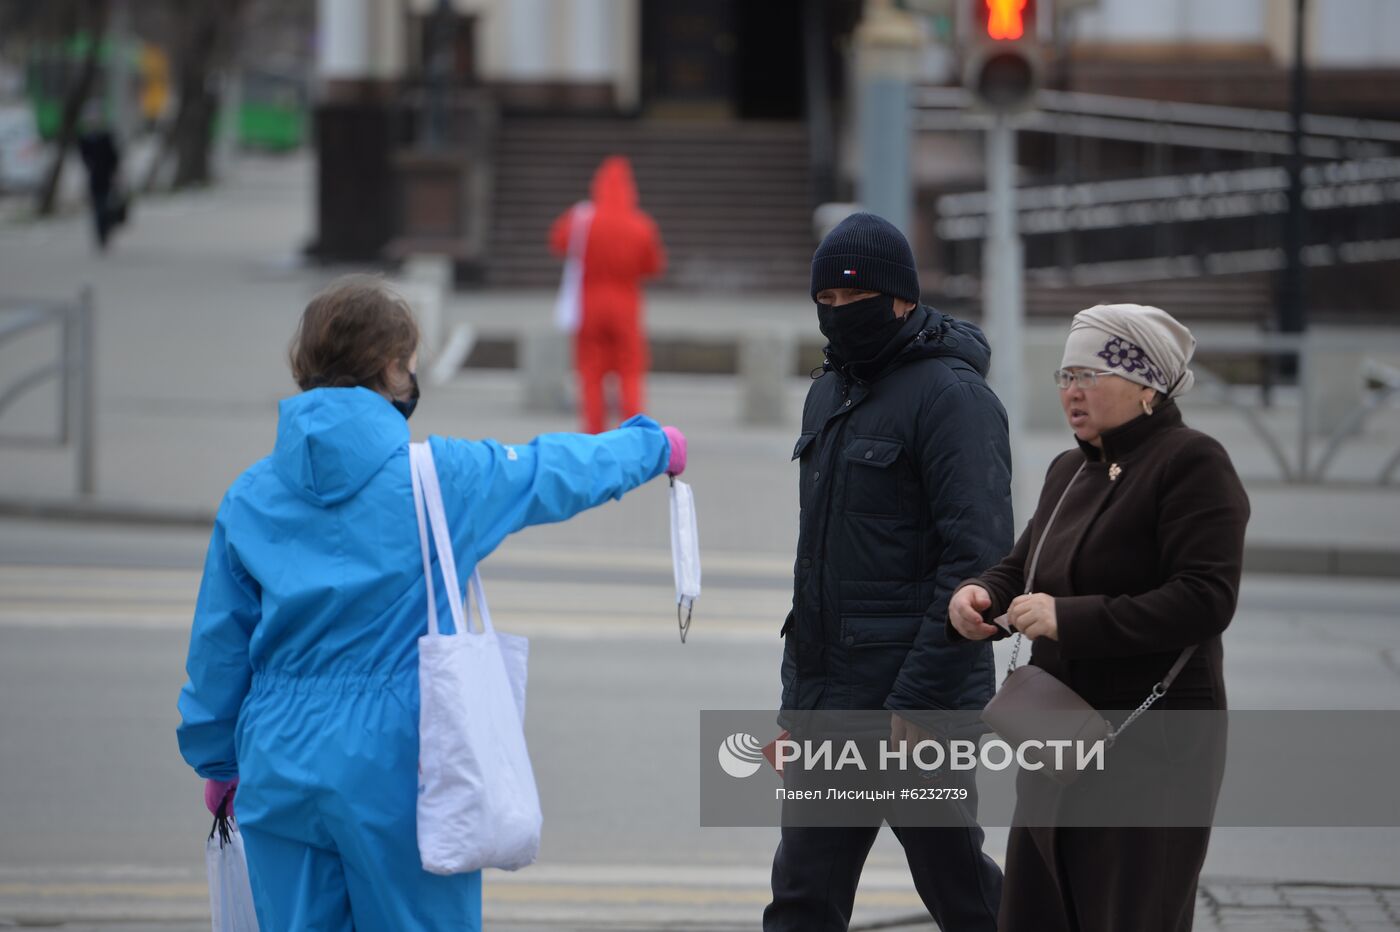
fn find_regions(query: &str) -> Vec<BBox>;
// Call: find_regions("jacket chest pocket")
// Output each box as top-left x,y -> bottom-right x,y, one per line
843,437 -> 905,517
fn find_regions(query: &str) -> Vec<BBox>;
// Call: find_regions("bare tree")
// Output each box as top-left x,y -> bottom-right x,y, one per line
143,0 -> 247,191
34,0 -> 110,217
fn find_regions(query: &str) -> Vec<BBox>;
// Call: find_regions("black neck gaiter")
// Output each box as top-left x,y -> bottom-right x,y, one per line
817,294 -> 907,371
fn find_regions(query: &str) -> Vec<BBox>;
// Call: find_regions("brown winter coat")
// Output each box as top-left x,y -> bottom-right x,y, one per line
959,399 -> 1250,932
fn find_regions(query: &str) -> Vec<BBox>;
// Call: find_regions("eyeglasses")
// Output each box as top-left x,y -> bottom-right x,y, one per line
1053,368 -> 1118,390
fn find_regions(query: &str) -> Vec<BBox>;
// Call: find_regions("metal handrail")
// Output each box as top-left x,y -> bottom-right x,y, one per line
935,157 -> 1400,222
937,237 -> 1400,293
0,363 -> 65,422
913,86 -> 1400,145
916,107 -> 1370,160
1192,365 -> 1299,483
0,291 -> 96,496
1311,360 -> 1400,485
1189,338 -> 1400,486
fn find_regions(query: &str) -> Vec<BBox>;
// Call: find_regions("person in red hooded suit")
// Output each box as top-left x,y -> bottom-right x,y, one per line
550,156 -> 666,433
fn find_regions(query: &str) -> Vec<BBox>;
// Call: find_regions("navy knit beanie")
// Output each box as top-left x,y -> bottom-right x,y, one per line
810,212 -> 920,304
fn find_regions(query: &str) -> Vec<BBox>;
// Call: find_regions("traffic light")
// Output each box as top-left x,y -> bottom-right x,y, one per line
965,0 -> 1042,112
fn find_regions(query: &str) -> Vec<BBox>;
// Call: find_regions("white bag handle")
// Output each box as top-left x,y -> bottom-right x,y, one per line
566,201 -> 593,260
553,201 -> 593,334
411,441 -> 492,637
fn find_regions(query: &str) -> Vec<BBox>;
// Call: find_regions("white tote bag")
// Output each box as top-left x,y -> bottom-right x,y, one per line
205,816 -> 259,932
410,441 -> 541,875
553,201 -> 593,334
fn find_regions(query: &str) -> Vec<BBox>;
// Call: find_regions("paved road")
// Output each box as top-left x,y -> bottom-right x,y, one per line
2,525 -> 1400,928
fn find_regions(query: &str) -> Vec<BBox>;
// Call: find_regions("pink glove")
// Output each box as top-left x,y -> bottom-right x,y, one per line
204,777 -> 239,816
662,426 -> 687,477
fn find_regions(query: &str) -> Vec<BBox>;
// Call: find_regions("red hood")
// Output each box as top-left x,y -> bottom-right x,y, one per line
590,155 -> 638,211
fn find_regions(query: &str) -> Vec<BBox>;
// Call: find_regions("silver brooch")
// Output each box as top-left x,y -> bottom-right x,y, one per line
1109,463 -> 1122,482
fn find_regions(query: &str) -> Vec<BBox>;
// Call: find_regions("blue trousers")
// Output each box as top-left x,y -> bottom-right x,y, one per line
235,674 -> 482,930
241,826 -> 480,930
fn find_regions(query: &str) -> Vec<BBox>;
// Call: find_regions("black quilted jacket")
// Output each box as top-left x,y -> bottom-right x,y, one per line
781,305 -> 1014,714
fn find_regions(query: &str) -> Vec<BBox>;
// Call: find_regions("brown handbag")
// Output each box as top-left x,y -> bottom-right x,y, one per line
979,461 -> 1195,785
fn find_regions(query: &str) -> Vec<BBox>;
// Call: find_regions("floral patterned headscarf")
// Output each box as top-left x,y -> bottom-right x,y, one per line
1060,304 -> 1196,399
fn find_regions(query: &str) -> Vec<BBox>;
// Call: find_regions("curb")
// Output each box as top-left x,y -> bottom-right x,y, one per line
463,333 -> 829,377
1243,544 -> 1400,578
0,498 -> 214,528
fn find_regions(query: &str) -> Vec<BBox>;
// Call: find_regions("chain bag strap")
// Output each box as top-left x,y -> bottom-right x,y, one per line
998,459 -> 1195,746
1004,461 -> 1086,676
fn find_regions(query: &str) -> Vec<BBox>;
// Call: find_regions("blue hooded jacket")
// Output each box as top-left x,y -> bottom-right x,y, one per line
177,387 -> 669,781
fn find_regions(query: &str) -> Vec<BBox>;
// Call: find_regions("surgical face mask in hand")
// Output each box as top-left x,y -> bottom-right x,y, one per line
670,478 -> 700,643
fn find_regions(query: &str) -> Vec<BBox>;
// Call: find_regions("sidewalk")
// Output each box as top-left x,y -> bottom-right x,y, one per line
1197,881 -> 1400,932
2,879 -> 1397,930
862,881 -> 1400,932
2,154 -> 1399,576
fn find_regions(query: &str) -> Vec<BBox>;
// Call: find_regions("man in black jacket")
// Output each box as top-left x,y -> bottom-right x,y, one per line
765,213 -> 1011,931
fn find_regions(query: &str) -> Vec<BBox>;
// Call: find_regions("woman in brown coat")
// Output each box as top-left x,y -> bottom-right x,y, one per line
949,304 -> 1250,932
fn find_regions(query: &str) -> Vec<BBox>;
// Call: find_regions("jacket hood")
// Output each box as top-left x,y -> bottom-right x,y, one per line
591,155 -> 638,210
272,387 -> 409,507
827,305 -> 992,381
910,307 -> 992,376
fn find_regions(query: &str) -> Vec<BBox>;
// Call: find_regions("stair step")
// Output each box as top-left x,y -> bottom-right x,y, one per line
492,222 -> 812,234
488,115 -> 813,291
492,175 -> 811,191
499,122 -> 806,140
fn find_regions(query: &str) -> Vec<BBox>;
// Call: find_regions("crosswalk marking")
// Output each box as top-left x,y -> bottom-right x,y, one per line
0,559 -> 792,642
0,862 -> 927,921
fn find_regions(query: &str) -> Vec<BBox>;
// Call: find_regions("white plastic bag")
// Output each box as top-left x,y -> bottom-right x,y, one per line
410,442 -> 541,875
205,815 -> 259,932
670,478 -> 701,642
553,201 -> 593,334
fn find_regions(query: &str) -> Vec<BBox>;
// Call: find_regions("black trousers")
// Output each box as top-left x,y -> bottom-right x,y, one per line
88,182 -> 115,249
764,819 -> 1003,931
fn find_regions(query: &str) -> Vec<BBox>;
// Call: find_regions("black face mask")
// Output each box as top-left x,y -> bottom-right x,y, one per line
816,294 -> 907,368
392,372 -> 420,420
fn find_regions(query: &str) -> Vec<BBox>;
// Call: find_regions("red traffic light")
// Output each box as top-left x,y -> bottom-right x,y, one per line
975,0 -> 1036,41
987,0 -> 1027,40
965,0 -> 1041,112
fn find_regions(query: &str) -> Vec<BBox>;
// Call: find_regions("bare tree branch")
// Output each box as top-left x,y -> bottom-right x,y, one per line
35,0 -> 110,217
142,0 -> 249,191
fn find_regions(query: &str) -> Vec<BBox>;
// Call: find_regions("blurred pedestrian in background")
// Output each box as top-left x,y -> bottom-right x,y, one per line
949,304 -> 1250,932
550,155 -> 666,434
76,104 -> 127,252
766,213 -> 1010,932
176,275 -> 686,930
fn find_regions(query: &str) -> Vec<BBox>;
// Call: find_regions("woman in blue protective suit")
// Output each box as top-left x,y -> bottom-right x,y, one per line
176,274 -> 687,930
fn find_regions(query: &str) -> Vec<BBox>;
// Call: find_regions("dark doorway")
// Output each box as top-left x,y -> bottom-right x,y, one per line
640,1 -> 738,118
735,1 -> 804,119
641,0 -> 805,120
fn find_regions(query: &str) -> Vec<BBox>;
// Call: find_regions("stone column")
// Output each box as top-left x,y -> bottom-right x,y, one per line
852,0 -> 920,236
311,0 -> 406,261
